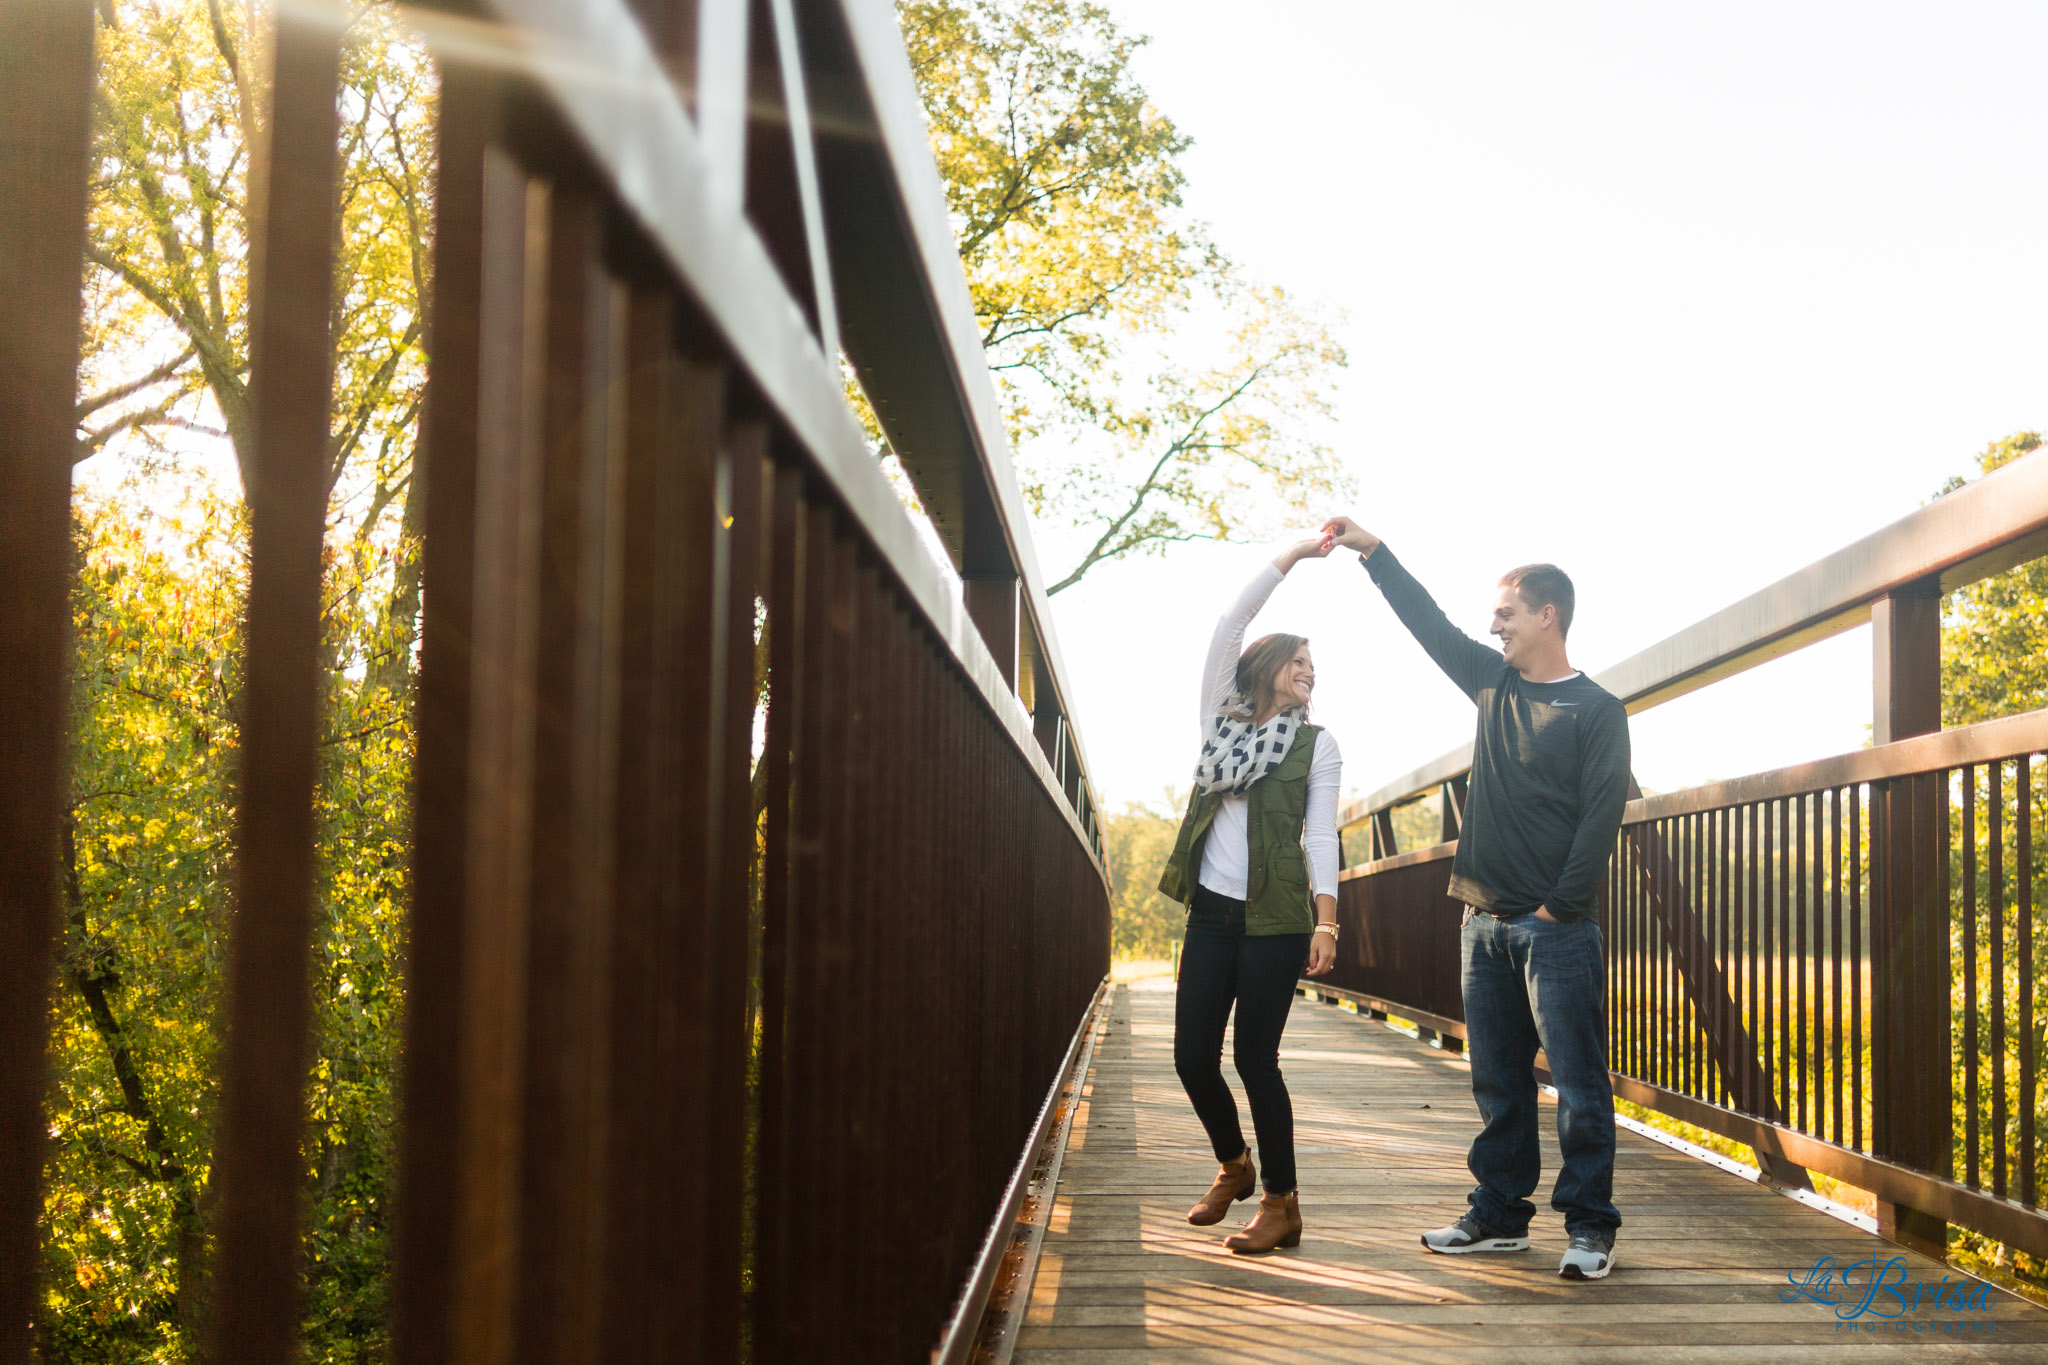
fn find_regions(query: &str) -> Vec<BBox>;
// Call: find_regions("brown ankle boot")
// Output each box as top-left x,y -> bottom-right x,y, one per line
1224,1191 -> 1301,1254
1185,1149 -> 1256,1226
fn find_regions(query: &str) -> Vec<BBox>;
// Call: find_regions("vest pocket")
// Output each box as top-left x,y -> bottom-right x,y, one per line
1265,813 -> 1310,889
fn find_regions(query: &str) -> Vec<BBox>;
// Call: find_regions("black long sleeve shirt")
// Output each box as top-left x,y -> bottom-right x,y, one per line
1363,546 -> 1632,922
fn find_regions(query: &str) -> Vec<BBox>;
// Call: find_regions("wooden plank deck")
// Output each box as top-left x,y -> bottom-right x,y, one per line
1015,980 -> 2048,1362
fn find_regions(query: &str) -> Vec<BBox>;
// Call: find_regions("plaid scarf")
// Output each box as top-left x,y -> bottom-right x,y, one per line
1193,698 -> 1305,796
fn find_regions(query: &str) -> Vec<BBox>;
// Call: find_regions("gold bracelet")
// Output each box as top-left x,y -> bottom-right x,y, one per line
1313,922 -> 1339,941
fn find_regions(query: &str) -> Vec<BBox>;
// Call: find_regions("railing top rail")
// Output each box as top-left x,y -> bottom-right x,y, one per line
821,0 -> 1101,793
1343,449 -> 2048,826
1622,705 -> 2048,823
419,0 -> 1102,851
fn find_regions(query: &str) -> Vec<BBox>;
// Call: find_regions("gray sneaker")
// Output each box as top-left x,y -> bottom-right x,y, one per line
1420,1212 -> 1529,1254
1558,1231 -> 1615,1280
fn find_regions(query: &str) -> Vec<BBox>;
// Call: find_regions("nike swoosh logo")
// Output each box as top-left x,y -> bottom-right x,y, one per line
1550,701 -> 1578,707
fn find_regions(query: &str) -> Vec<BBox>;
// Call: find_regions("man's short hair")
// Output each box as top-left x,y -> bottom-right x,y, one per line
1501,563 -> 1575,637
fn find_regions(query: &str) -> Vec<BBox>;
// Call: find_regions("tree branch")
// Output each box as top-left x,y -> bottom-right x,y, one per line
77,400 -> 185,463
327,319 -> 423,493
76,346 -> 199,420
59,814 -> 186,1185
1043,359 -> 1282,595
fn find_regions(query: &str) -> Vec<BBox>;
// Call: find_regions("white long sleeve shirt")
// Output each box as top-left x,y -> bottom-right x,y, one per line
1194,563 -> 1343,902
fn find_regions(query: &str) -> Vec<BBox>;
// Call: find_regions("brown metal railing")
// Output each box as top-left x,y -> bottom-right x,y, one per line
1320,455 -> 2048,1264
1600,717 -> 2048,1253
0,0 -> 1109,1361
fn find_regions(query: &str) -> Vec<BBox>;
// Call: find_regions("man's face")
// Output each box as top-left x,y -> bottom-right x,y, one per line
1491,584 -> 1552,667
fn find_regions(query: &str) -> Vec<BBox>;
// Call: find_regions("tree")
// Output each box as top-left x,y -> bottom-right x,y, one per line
1101,792 -> 1187,961
1936,432 -> 2048,1296
898,0 -> 1351,592
46,491 -> 410,1361
81,0 -> 434,691
45,0 -> 433,1354
1940,432 -> 2048,728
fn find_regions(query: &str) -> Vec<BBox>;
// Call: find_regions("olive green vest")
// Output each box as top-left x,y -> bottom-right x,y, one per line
1157,725 -> 1320,936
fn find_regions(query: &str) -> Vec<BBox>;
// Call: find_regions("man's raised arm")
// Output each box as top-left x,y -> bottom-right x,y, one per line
1322,516 -> 1499,702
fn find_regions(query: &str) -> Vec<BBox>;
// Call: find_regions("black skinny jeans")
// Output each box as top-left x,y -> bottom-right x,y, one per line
1173,884 -> 1311,1194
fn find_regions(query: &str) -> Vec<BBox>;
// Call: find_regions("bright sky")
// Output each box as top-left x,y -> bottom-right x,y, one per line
1037,0 -> 2048,814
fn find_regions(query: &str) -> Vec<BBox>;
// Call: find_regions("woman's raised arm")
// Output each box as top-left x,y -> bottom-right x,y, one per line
1196,536 -> 1334,736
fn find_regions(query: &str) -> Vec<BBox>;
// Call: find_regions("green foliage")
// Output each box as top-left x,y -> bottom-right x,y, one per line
896,0 -> 1351,591
1947,754 -> 2048,1297
43,497 -> 244,1359
901,0 -> 1202,443
80,0 -> 433,508
1932,433 -> 2048,1291
44,488 -> 412,1362
48,0 -> 433,1354
1941,433 -> 2048,729
1102,793 -> 1186,960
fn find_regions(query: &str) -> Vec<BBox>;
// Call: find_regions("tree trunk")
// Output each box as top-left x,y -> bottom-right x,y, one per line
365,458 -> 425,701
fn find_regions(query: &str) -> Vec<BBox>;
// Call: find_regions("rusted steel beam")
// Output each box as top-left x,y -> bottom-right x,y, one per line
0,0 -> 94,1353
209,17 -> 346,1363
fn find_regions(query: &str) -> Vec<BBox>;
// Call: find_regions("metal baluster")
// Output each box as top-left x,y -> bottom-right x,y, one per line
1747,801 -> 1761,1117
1964,765 -> 1980,1189
1851,783 -> 1864,1151
0,0 -> 95,1348
1796,792 -> 1809,1133
1993,760 -> 2009,1198
1703,806 -> 1720,1105
1686,812 -> 1699,1097
211,14 -> 346,1359
1830,786 -> 1844,1146
2022,753 -> 2038,1207
1777,797 -> 1791,1124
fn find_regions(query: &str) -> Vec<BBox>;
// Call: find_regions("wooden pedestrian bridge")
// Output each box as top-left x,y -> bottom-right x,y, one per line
4,0 -> 2048,1360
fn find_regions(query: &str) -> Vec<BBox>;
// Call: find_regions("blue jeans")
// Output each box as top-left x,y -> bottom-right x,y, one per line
1460,910 -> 1620,1238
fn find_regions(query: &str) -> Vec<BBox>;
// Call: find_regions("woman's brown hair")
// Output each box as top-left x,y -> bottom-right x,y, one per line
1235,632 -> 1310,720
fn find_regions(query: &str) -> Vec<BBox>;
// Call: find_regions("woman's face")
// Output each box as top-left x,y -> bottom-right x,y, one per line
1269,644 -> 1315,712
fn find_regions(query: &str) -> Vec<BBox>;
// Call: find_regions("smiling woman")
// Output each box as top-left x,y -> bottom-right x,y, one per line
1152,533 -> 1345,1254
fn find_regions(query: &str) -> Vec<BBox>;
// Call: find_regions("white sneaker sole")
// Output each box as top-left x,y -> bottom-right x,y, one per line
1420,1235 -> 1530,1255
1559,1252 -> 1615,1280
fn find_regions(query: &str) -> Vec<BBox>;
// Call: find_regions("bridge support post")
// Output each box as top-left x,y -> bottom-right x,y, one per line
1021,619 -> 1062,765
1371,809 -> 1398,862
1870,581 -> 1950,1261
965,574 -> 1019,689
1439,776 -> 1467,844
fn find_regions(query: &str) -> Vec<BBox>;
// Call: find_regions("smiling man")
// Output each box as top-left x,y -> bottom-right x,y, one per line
1321,516 -> 1631,1282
